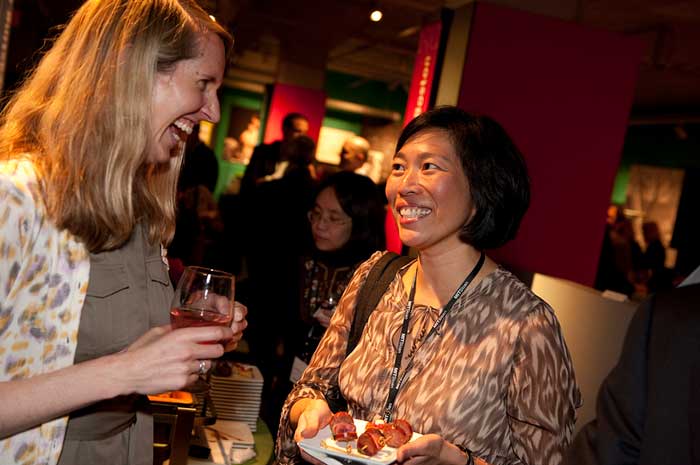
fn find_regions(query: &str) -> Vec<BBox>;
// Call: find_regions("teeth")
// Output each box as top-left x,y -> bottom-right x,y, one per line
173,119 -> 193,134
399,207 -> 431,219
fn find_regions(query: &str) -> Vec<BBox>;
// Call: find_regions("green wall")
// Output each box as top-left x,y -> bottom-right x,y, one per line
212,87 -> 264,198
322,109 -> 363,134
325,70 -> 408,115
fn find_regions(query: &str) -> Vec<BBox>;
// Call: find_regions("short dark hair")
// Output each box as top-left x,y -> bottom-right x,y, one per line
282,112 -> 308,131
396,106 -> 530,250
287,135 -> 316,165
317,171 -> 385,256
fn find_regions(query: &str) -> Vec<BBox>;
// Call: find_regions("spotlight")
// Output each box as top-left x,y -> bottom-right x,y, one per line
370,8 -> 383,22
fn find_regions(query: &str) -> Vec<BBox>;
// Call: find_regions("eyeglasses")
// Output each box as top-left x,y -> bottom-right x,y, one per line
307,209 -> 351,227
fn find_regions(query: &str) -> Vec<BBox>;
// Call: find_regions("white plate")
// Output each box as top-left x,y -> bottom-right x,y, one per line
298,419 -> 420,465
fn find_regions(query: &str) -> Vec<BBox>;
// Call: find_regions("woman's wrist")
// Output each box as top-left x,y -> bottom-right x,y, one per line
289,398 -> 313,428
456,445 -> 475,465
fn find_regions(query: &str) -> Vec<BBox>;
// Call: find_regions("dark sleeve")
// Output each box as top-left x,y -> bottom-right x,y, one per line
565,298 -> 654,465
240,144 -> 268,196
274,252 -> 385,465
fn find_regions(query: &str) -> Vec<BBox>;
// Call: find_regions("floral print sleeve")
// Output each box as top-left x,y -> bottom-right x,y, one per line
0,160 -> 90,465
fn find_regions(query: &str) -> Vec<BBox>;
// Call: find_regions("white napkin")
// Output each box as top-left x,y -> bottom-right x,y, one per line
205,421 -> 257,465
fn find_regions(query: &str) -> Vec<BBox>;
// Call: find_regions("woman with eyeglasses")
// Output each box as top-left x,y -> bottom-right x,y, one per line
296,172 -> 386,369
260,171 -> 385,434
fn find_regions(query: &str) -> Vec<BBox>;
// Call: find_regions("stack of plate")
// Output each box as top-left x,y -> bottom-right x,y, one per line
209,363 -> 264,431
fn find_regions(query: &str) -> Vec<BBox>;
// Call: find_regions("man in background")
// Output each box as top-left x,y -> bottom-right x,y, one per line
317,135 -> 382,184
240,112 -> 309,196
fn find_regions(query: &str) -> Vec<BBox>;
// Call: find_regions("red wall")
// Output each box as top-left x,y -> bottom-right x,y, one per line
263,83 -> 326,143
457,3 -> 645,286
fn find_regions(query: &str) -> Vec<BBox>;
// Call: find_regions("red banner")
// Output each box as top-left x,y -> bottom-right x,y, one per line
264,83 -> 326,143
403,21 -> 442,127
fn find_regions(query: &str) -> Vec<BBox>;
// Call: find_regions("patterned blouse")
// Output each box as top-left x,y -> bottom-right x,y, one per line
276,251 -> 581,465
0,160 -> 91,465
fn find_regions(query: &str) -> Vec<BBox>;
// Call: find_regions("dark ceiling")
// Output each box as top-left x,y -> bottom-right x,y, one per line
6,0 -> 700,119
211,0 -> 700,120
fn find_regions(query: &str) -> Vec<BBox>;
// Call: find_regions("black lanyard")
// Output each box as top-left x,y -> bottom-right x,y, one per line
382,252 -> 485,422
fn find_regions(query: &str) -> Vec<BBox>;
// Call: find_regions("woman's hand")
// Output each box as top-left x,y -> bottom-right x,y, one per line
292,399 -> 332,442
224,301 -> 248,352
396,434 -> 469,465
115,324 -> 233,395
125,325 -> 171,352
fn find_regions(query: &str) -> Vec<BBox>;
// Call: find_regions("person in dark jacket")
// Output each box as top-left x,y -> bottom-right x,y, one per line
565,282 -> 700,465
239,112 -> 309,196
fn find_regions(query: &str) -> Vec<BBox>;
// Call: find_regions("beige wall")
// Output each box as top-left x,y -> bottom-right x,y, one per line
531,273 -> 638,433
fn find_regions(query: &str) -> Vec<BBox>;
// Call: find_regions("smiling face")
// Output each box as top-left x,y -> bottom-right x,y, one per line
385,129 -> 474,253
148,32 -> 225,164
310,186 -> 353,252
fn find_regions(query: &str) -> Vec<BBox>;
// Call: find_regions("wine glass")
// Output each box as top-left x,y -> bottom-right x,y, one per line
170,266 -> 235,391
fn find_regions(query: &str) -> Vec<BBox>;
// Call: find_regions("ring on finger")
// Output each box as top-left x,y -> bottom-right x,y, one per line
198,360 -> 207,376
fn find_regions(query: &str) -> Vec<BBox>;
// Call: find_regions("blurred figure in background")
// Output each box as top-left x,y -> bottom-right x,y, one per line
317,135 -> 382,184
240,112 -> 309,196
595,209 -> 644,296
238,115 -> 261,165
169,126 -> 225,282
641,221 -> 673,293
244,136 -> 320,434
281,134 -> 318,182
258,171 -> 385,436
339,135 -> 370,174
292,171 -> 386,377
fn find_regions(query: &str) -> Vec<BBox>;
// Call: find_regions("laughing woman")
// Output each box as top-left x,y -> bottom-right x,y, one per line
276,106 -> 580,465
0,1 -> 247,464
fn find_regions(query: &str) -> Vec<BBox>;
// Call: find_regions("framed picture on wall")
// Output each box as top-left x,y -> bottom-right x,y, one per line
224,109 -> 260,165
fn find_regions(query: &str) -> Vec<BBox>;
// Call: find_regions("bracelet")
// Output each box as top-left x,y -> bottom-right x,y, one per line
457,445 -> 475,465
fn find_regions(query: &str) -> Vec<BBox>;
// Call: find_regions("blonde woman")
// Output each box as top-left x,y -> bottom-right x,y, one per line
0,1 -> 247,464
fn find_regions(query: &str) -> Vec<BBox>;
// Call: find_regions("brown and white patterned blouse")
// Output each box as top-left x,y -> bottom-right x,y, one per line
276,251 -> 581,465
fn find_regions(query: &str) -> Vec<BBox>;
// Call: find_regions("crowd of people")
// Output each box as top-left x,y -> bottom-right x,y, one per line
595,206 -> 675,297
0,2 -> 697,465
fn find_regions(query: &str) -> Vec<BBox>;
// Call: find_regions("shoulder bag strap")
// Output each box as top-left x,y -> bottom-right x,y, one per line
346,252 -> 413,356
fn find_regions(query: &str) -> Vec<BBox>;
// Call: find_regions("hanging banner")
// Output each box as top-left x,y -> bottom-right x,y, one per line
0,0 -> 14,93
403,21 -> 442,127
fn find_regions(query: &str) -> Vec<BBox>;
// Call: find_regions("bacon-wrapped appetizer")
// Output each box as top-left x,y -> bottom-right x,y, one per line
329,412 -> 357,442
357,428 -> 385,456
389,419 -> 413,446
377,423 -> 405,448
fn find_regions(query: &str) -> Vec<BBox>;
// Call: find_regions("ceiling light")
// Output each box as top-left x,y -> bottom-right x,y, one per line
370,9 -> 383,22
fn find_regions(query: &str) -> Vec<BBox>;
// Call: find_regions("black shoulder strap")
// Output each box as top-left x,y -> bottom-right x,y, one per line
346,252 -> 413,356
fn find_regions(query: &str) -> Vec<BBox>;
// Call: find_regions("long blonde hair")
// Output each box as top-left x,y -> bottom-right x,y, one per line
0,0 -> 232,252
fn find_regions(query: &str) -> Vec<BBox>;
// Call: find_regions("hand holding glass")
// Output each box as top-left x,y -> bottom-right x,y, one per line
170,266 -> 235,389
